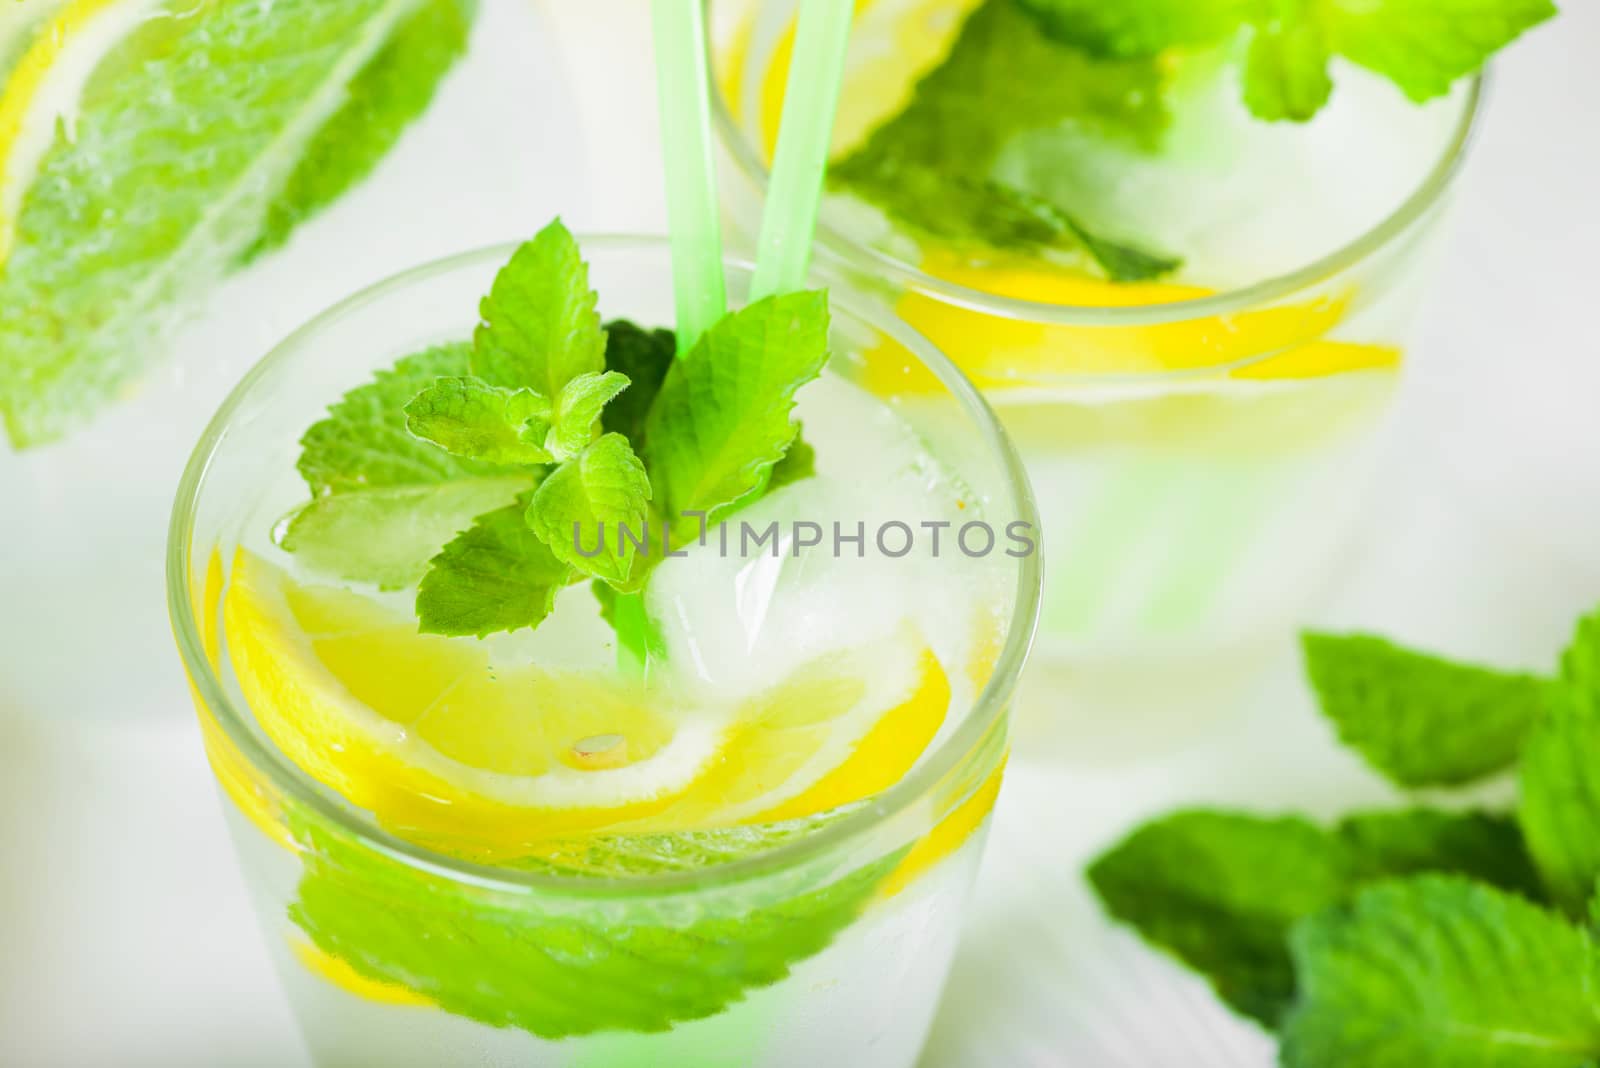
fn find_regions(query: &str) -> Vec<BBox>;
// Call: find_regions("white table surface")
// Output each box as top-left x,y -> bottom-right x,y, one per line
1,2 -> 1595,1065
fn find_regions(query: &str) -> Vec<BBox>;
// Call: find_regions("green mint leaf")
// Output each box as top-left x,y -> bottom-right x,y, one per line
1244,11 -> 1335,122
1301,632 -> 1550,788
599,320 -> 677,444
1519,611 -> 1600,915
525,434 -> 652,587
0,0 -> 436,447
1016,0 -> 1251,58
245,0 -> 477,259
404,377 -> 554,466
1089,809 -> 1540,1026
473,220 -> 606,397
282,344 -> 533,588
1327,0 -> 1557,104
278,480 -> 532,593
767,429 -> 817,492
832,0 -> 1178,280
644,292 -> 830,528
834,156 -> 1178,281
415,493 -> 572,638
287,808 -> 903,1039
546,371 -> 630,461
1282,877 -> 1600,1068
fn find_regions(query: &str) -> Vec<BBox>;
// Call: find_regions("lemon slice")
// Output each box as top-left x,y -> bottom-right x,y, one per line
221,550 -> 951,856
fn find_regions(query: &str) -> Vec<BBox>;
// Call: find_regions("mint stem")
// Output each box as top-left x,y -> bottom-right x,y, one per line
612,591 -> 657,677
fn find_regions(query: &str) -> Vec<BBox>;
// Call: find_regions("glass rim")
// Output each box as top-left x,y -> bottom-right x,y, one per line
708,5 -> 1486,330
167,234 -> 1043,901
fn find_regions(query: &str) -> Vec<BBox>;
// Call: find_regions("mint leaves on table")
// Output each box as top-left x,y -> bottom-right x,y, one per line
832,0 -> 1180,281
1301,632 -> 1550,787
1090,602 -> 1600,1066
1018,0 -> 1556,121
280,219 -> 826,640
288,808 -> 903,1038
1519,613 -> 1600,914
1088,809 -> 1538,1026
1282,878 -> 1600,1068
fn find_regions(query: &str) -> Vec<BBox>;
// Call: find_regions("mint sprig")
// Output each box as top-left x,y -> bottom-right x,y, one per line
1019,0 -> 1556,120
1091,601 -> 1600,1067
280,220 -> 826,642
1088,809 -> 1538,1026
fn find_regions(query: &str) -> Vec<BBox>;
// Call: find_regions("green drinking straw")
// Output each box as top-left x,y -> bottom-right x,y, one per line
651,0 -> 727,351
748,0 -> 854,300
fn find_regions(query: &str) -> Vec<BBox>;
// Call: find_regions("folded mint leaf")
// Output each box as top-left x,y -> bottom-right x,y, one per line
767,429 -> 816,493
1282,877 -> 1600,1068
278,479 -> 531,591
284,344 -> 534,587
1327,0 -> 1557,104
834,155 -> 1178,281
1301,632 -> 1550,788
474,220 -> 607,398
1089,809 -> 1540,1026
246,0 -> 477,259
599,320 -> 677,445
1017,0 -> 1250,58
404,376 -> 554,466
1244,14 -> 1335,122
416,493 -> 571,638
644,292 -> 830,530
526,434 -> 652,587
1520,612 -> 1600,915
546,371 -> 630,461
288,809 -> 902,1038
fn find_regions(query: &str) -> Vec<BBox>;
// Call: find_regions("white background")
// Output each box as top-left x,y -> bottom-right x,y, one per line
0,1 -> 1596,1064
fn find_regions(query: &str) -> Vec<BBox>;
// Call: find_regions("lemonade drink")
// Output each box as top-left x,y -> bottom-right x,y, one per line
712,0 -> 1483,724
170,235 -> 1040,1066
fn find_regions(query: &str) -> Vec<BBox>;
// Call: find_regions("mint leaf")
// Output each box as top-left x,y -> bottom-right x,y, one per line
1301,632 -> 1550,788
832,0 -> 1178,280
283,344 -> 532,588
474,220 -> 606,397
525,434 -> 652,587
278,480 -> 532,592
833,156 -> 1178,282
767,430 -> 816,492
287,810 -> 903,1038
546,371 -> 630,461
0,0 -> 440,446
415,493 -> 572,638
1244,11 -> 1335,122
1520,612 -> 1600,914
644,292 -> 830,528
1282,877 -> 1600,1068
599,320 -> 677,444
1327,0 -> 1557,103
1017,0 -> 1250,58
404,377 -> 554,466
1089,809 -> 1539,1026
246,0 -> 476,259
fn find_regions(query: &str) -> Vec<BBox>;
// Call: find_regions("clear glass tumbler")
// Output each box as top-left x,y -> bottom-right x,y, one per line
169,238 -> 1041,1067
710,0 -> 1480,742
